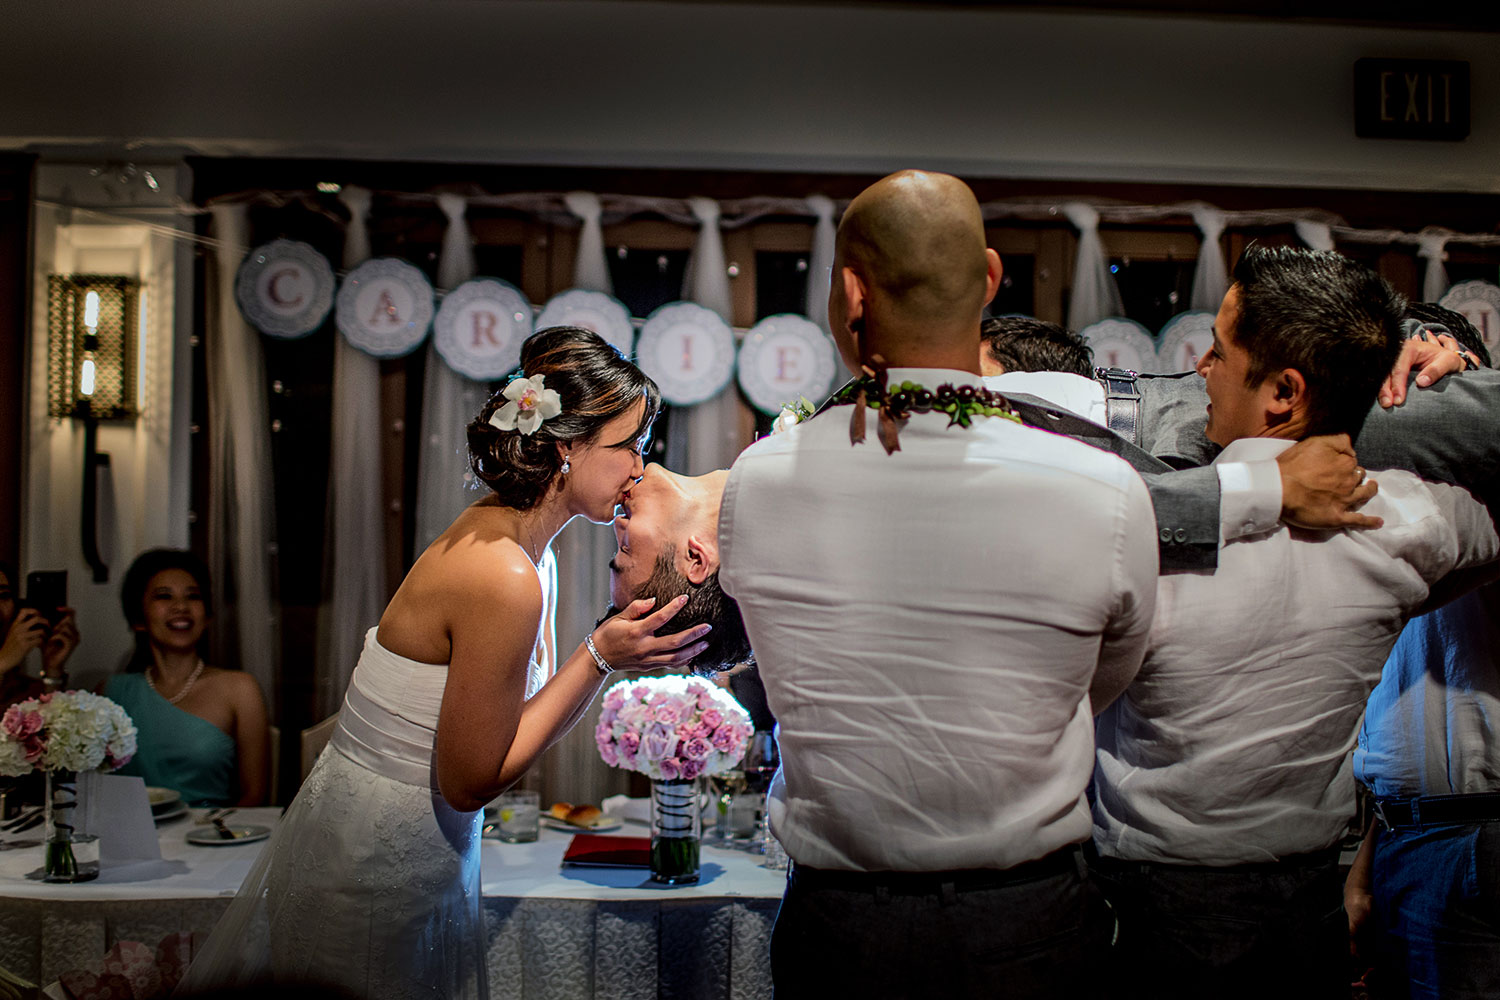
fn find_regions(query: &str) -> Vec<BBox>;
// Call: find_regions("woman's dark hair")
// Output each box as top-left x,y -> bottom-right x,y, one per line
467,326 -> 661,510
120,548 -> 213,672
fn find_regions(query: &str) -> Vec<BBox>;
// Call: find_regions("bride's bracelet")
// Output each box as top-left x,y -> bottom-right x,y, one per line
583,634 -> 612,677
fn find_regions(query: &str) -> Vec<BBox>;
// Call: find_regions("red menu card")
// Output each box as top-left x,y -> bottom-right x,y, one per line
560,834 -> 651,869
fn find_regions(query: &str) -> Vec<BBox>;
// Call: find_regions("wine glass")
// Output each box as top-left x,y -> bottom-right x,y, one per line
704,769 -> 746,843
741,730 -> 780,853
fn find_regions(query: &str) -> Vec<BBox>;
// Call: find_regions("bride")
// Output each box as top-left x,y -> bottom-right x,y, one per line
177,327 -> 711,999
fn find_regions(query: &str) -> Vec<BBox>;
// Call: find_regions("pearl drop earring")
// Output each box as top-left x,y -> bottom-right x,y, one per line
561,455 -> 571,475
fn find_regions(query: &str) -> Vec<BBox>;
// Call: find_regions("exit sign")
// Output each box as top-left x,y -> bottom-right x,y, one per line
1355,59 -> 1470,141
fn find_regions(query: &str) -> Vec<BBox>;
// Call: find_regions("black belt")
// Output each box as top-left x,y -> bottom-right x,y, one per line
789,844 -> 1082,896
1090,844 -> 1340,876
1375,792 -> 1500,830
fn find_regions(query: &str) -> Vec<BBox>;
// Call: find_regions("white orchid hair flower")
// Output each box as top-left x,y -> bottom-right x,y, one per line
489,373 -> 563,435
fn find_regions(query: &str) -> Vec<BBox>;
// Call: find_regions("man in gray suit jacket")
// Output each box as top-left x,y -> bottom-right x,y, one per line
981,310 -> 1490,571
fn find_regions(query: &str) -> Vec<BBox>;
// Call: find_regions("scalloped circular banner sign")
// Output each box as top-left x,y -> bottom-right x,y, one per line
1156,311 -> 1216,374
1439,280 -> 1500,363
535,289 -> 635,357
335,258 -> 434,358
433,278 -> 533,380
635,302 -> 736,407
736,314 -> 839,414
235,239 -> 335,339
1080,317 -> 1160,374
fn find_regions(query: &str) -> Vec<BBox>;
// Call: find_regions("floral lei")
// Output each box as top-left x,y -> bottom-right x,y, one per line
830,357 -> 1021,454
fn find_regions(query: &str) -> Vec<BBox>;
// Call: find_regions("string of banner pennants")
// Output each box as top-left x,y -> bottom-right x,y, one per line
234,238 -> 842,414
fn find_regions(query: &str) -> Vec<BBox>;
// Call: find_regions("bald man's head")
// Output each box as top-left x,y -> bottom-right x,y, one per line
829,171 -> 998,371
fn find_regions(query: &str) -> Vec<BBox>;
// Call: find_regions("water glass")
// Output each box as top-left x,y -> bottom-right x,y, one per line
493,790 -> 539,843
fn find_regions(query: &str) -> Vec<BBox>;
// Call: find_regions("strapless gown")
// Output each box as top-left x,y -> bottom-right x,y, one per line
177,628 -> 492,999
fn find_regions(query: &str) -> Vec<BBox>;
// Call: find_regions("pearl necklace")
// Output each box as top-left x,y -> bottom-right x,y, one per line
147,659 -> 205,705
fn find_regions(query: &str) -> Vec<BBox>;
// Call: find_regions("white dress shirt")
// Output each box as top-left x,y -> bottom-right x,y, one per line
1093,437 -> 1499,866
984,371 -> 1282,544
720,368 -> 1159,872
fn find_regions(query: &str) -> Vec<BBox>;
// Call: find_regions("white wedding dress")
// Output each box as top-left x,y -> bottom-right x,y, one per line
177,626 -> 550,999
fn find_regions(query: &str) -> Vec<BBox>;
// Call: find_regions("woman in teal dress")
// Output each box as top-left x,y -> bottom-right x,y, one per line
105,550 -> 270,807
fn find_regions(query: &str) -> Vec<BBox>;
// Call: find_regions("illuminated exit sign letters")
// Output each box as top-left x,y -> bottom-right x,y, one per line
1355,58 -> 1470,141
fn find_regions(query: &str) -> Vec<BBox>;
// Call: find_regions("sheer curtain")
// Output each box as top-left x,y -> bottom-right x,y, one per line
206,204 -> 277,709
317,186 -> 387,718
1062,202 -> 1124,329
414,193 -> 486,556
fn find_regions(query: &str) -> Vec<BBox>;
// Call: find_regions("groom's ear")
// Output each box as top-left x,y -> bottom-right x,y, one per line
682,532 -> 717,586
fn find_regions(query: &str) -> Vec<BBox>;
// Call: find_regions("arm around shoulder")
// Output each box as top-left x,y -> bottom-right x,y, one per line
1139,465 -> 1222,572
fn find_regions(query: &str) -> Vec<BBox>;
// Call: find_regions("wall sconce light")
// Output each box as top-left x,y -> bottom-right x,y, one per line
47,274 -> 141,582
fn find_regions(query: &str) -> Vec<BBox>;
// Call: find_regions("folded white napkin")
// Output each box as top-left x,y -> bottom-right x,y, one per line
602,794 -> 651,824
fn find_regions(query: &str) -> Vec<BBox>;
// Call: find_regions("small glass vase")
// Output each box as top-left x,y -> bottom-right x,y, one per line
649,778 -> 701,885
42,769 -> 97,883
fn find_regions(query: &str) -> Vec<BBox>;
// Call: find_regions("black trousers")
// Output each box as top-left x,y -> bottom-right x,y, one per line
1090,850 -> 1347,1000
769,846 -> 1113,1000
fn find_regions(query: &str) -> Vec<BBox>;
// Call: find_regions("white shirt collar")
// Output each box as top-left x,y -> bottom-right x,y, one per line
1212,436 -> 1296,465
884,367 -> 985,389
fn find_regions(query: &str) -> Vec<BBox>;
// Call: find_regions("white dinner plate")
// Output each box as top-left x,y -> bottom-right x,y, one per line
147,786 -> 181,810
540,815 -> 623,834
153,802 -> 190,825
186,824 -> 271,847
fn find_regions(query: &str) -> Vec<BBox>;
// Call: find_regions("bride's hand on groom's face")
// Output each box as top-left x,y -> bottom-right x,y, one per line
591,595 -> 711,673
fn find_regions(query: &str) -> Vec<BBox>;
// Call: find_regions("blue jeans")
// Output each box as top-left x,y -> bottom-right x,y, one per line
1371,821 -> 1500,1000
1091,852 -> 1347,1000
769,848 -> 1113,1000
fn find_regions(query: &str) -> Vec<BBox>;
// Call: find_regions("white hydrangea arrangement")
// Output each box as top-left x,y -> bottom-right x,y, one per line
0,690 -> 137,776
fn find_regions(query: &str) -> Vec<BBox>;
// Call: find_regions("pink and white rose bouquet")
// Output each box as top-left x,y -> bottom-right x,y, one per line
0,690 -> 137,777
595,676 -> 752,781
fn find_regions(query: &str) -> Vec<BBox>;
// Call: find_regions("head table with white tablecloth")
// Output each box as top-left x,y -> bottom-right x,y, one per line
0,807 -> 784,1000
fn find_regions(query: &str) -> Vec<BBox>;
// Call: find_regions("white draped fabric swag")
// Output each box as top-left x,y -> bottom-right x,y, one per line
318,187 -> 389,718
678,197 -> 748,477
1188,203 -> 1229,312
206,204 -> 278,708
414,193 -> 487,557
1062,202 -> 1126,329
1295,220 -> 1337,252
1416,229 -> 1453,303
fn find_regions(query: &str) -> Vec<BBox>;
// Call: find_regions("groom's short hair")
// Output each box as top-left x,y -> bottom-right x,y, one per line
623,548 -> 752,676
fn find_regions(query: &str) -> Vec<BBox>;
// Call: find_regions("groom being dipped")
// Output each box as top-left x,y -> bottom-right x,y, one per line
716,170 -> 1158,998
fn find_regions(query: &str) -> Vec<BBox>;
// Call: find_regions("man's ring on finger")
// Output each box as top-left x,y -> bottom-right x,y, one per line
1455,348 -> 1480,371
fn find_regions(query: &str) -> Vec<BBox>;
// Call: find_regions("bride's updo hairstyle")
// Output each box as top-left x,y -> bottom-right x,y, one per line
467,326 -> 661,510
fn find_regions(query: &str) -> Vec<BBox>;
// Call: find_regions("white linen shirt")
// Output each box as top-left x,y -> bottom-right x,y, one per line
1093,437 -> 1499,866
720,367 -> 1159,872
